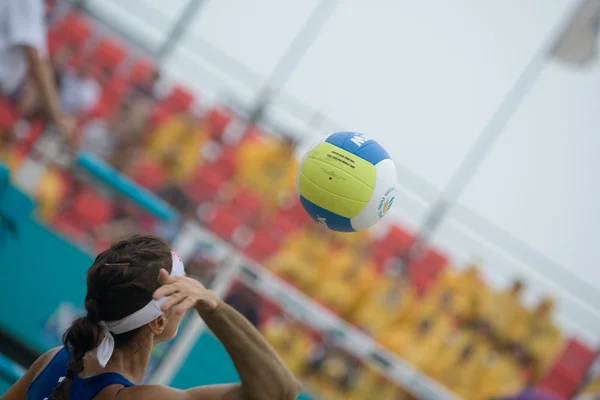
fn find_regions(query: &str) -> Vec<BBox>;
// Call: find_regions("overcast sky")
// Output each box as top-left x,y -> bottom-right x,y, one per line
86,0 -> 600,342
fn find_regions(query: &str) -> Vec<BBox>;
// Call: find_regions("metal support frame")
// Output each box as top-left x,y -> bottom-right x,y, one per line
156,0 -> 208,62
247,0 -> 340,124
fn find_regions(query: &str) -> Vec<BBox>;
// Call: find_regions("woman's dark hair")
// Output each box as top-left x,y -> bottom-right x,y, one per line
49,234 -> 171,400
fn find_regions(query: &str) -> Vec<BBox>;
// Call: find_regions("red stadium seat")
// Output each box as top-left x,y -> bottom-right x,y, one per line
208,147 -> 237,180
93,39 -> 127,71
101,78 -> 130,103
162,86 -> 194,113
130,157 -> 167,192
56,13 -> 92,48
262,211 -> 303,238
384,224 -> 415,254
242,229 -> 281,262
204,206 -> 243,241
555,339 -> 596,379
149,107 -> 172,130
70,189 -> 114,227
183,168 -> 227,204
229,189 -> 262,222
537,363 -> 581,399
205,107 -> 233,138
409,248 -> 448,294
128,60 -> 154,84
0,100 -> 18,132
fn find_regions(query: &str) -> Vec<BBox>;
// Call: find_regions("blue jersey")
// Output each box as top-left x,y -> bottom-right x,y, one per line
26,348 -> 134,400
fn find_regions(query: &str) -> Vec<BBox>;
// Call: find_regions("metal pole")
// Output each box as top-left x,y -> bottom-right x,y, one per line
404,0 -> 588,263
156,0 -> 207,62
247,0 -> 340,123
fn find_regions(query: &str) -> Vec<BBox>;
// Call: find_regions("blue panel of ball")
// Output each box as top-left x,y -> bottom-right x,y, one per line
325,132 -> 390,165
299,196 -> 355,232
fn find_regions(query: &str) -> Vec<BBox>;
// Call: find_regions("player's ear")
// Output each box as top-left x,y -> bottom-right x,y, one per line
148,314 -> 167,335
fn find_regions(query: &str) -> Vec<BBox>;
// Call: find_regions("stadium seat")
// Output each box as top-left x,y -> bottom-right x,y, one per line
229,189 -> 262,222
130,157 -> 167,192
162,86 -> 194,113
93,39 -> 127,71
262,211 -> 303,238
409,248 -> 448,294
205,107 -> 233,138
537,363 -> 581,399
0,100 -> 18,132
148,107 -> 172,130
203,206 -> 243,241
183,168 -> 228,204
554,339 -> 596,380
128,60 -> 154,84
101,78 -> 130,104
242,229 -> 281,262
56,13 -> 92,48
70,189 -> 114,227
209,147 -> 237,180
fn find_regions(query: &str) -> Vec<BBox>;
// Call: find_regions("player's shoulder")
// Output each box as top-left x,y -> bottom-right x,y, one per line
25,346 -> 64,386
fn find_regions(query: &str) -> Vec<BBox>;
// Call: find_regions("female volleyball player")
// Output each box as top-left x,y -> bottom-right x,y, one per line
3,234 -> 301,399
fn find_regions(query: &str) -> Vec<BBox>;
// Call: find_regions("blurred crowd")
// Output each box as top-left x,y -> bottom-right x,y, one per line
0,6 -> 593,400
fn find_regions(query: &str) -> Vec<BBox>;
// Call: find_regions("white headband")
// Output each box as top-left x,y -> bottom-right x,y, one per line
94,251 -> 186,368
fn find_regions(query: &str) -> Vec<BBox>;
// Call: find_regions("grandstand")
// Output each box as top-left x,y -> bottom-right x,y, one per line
1,1 -> 599,399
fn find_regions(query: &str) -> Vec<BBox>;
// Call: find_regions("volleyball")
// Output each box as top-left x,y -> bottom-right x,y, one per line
297,132 -> 397,232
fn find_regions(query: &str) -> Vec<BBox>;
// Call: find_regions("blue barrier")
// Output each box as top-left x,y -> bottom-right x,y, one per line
75,152 -> 177,222
0,353 -> 26,384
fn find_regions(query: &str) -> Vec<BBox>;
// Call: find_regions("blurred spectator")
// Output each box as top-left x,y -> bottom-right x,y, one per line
265,223 -> 331,291
313,246 -> 378,317
225,285 -> 260,327
516,297 -> 563,377
0,0 -> 72,136
58,60 -> 101,116
234,133 -> 298,212
79,105 -> 125,160
425,264 -> 484,322
351,264 -> 416,336
479,279 -> 526,340
145,111 -> 209,184
130,69 -> 161,101
260,315 -> 312,376
476,344 -> 529,400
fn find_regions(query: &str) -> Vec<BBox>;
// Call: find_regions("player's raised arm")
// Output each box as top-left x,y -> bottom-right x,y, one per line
150,269 -> 302,400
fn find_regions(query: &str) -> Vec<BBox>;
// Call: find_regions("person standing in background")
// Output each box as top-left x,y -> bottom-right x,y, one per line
0,0 -> 72,136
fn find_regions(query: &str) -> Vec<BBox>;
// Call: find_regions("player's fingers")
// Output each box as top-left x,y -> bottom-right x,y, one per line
172,297 -> 196,315
153,282 -> 181,300
160,292 -> 186,312
158,269 -> 177,285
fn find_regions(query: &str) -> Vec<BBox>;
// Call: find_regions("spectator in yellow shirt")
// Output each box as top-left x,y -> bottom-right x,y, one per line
260,316 -> 313,376
264,223 -> 331,291
234,134 -> 298,212
145,112 -> 209,184
519,298 -> 563,377
475,345 -> 529,400
313,246 -> 378,317
351,270 -> 416,336
478,280 -> 526,340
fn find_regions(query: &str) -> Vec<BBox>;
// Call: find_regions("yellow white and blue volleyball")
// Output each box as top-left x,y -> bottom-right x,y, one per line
297,132 -> 397,232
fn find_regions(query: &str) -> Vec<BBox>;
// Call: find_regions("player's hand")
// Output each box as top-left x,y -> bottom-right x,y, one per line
153,269 -> 221,315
